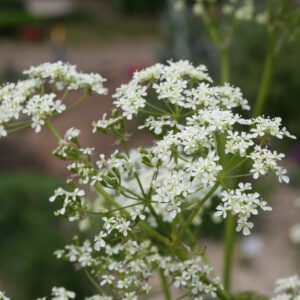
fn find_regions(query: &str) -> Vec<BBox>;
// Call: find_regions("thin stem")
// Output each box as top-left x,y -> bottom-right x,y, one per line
252,1 -> 276,117
121,186 -> 143,200
86,202 -> 144,216
159,270 -> 172,300
45,119 -> 62,142
220,48 -> 230,84
7,123 -> 30,133
84,269 -> 105,295
175,293 -> 189,300
252,50 -> 275,117
164,99 -> 176,115
6,120 -> 31,127
147,202 -> 169,236
201,6 -> 222,46
146,101 -> 170,115
61,89 -> 70,101
139,109 -> 164,116
134,173 -> 146,198
227,173 -> 252,178
68,91 -> 88,110
178,214 -> 196,245
223,213 -> 236,292
94,183 -> 171,246
223,157 -> 249,174
177,182 -> 219,240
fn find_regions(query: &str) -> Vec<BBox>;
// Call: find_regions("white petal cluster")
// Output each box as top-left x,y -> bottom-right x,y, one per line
0,291 -> 10,300
49,187 -> 86,221
85,296 -> 112,300
138,115 -> 179,135
251,116 -> 296,140
54,240 -> 94,268
51,287 -> 76,300
94,215 -> 131,250
0,60 -> 295,299
0,79 -> 41,136
188,151 -> 222,186
113,83 -> 147,120
0,62 -> 107,137
57,239 -> 219,300
271,275 -> 300,300
24,61 -> 107,94
92,113 -> 122,132
91,61 -> 293,229
23,93 -> 66,132
225,130 -> 254,156
215,183 -> 271,235
152,170 -> 188,219
172,257 -> 218,298
113,60 -> 214,120
248,146 -> 287,182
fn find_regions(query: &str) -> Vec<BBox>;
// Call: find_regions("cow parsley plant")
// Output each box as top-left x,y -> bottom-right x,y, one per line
0,60 -> 297,300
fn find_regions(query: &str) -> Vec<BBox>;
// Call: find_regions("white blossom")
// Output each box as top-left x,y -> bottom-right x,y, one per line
51,287 -> 75,300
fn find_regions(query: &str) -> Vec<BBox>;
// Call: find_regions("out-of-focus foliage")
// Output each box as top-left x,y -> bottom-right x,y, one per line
161,3 -> 300,138
0,0 -> 41,34
111,0 -> 166,14
0,172 -> 91,300
234,291 -> 269,300
232,23 -> 300,138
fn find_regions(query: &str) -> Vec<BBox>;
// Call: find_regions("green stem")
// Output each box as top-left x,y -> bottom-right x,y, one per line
252,51 -> 274,117
68,91 -> 88,110
159,270 -> 172,300
201,6 -> 222,46
146,101 -> 170,115
94,183 -> 171,247
84,269 -> 105,295
252,0 -> 276,117
7,123 -> 30,133
200,274 -> 232,300
220,48 -> 230,84
177,182 -> 219,240
223,214 -> 236,292
45,119 -> 62,142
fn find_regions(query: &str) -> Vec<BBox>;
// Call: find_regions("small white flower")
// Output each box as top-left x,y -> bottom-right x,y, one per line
94,231 -> 107,250
51,287 -> 75,300
0,291 -> 10,300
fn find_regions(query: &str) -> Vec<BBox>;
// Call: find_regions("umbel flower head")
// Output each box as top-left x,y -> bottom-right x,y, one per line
0,61 -> 107,136
0,60 -> 296,300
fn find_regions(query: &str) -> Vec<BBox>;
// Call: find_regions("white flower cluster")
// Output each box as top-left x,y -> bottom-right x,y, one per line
54,240 -> 94,268
56,239 -> 219,300
0,60 -> 295,299
50,287 -> 75,300
37,287 -> 75,300
215,183 -> 271,235
87,61 -> 295,232
49,187 -> 86,221
0,291 -> 10,300
38,288 -> 113,300
24,93 -> 66,132
222,0 -> 254,21
271,275 -> 300,300
0,61 -> 107,136
113,60 -> 211,120
248,146 -> 288,182
94,215 -> 131,250
189,0 -> 261,24
24,61 -> 107,95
